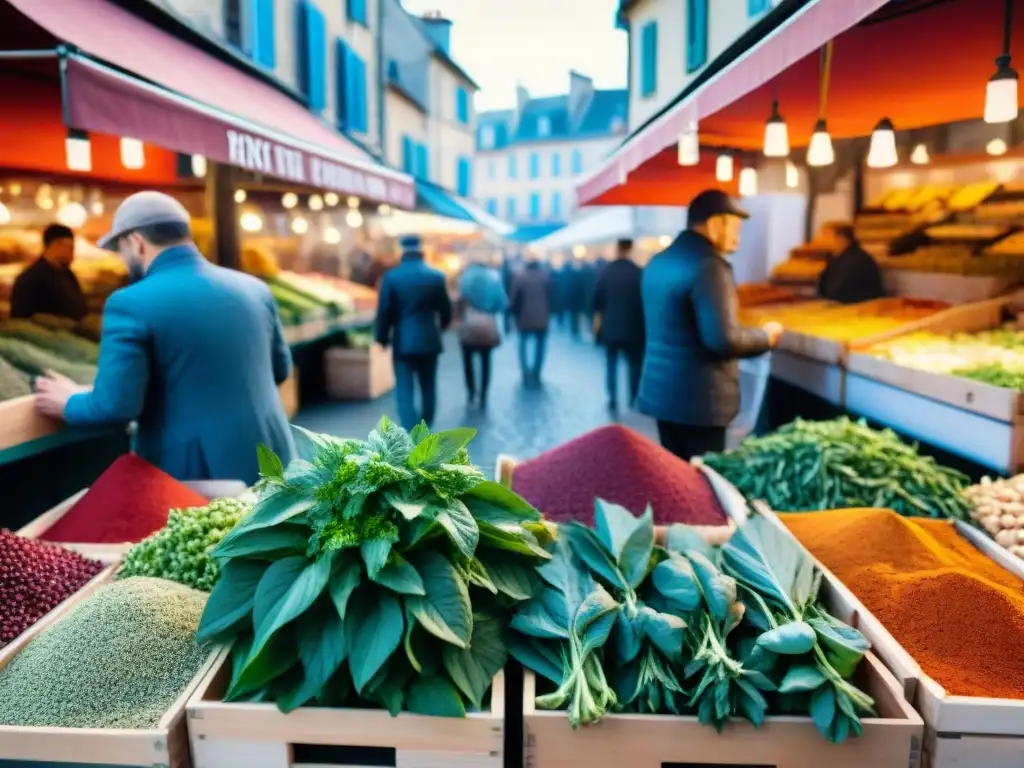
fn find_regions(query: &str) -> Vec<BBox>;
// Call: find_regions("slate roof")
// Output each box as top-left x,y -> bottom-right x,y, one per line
476,88 -> 627,151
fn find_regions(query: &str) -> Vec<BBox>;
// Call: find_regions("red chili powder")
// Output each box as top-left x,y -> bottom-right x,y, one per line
39,454 -> 209,544
511,425 -> 728,526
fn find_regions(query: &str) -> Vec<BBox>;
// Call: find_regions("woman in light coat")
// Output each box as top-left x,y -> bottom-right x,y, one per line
457,246 -> 507,408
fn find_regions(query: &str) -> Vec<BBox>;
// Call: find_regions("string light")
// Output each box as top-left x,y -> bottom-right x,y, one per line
309,194 -> 324,211
346,209 -> 364,228
985,0 -> 1019,124
910,144 -> 930,165
324,226 -> 342,244
56,202 -> 88,228
987,137 -> 1009,156
291,216 -> 309,234
234,189 -> 247,204
191,154 -> 207,178
716,152 -> 734,182
739,167 -> 758,197
240,212 -> 264,232
677,122 -> 700,166
282,192 -> 299,209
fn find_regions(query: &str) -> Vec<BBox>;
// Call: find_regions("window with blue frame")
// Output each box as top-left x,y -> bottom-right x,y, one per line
456,157 -> 472,197
571,149 -> 583,175
506,197 -> 517,220
456,86 -> 470,125
347,0 -> 368,25
336,39 -> 368,133
551,191 -> 562,220
528,192 -> 541,221
508,154 -> 518,179
225,0 -> 276,68
401,136 -> 415,175
640,21 -> 657,97
528,152 -> 540,179
551,153 -> 561,178
415,142 -> 429,180
747,0 -> 771,15
296,1 -> 327,111
485,198 -> 498,216
686,0 -> 709,73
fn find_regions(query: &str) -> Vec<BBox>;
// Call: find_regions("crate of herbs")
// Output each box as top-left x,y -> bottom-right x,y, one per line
512,504 -> 924,768
0,569 -> 220,766
186,419 -> 551,768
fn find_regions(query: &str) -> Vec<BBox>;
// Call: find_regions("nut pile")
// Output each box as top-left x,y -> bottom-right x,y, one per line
965,475 -> 1024,558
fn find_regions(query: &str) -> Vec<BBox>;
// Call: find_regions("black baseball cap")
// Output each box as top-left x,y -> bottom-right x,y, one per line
687,189 -> 749,227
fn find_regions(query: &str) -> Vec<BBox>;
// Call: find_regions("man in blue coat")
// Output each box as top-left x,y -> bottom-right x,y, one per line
34,191 -> 295,485
637,190 -> 782,460
375,235 -> 452,430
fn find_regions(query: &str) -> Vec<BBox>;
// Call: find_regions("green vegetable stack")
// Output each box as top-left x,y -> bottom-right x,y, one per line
0,355 -> 32,401
0,319 -> 100,364
0,336 -> 96,384
197,417 -> 550,716
119,498 -> 252,592
703,417 -> 971,519
508,504 -> 874,743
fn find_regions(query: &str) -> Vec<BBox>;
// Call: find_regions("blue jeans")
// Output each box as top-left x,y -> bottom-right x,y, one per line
518,331 -> 547,380
394,355 -> 439,431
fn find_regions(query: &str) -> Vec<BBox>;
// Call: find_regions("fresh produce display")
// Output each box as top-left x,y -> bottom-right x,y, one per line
0,354 -> 31,400
269,280 -> 328,326
0,531 -> 103,649
0,336 -> 96,385
346,327 -> 374,350
274,271 -> 355,314
40,454 -> 210,544
509,505 -> 874,742
0,577 -> 211,728
197,418 -> 551,715
867,328 -> 1024,389
119,498 -> 252,591
704,418 -> 971,520
783,509 -> 1024,699
965,474 -> 1024,558
736,283 -> 799,307
0,319 -> 100,363
511,425 -> 727,527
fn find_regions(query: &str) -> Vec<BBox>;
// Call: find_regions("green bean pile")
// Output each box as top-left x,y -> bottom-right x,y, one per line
703,417 -> 972,520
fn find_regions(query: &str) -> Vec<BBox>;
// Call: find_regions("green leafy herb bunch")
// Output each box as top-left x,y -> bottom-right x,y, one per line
196,417 -> 552,716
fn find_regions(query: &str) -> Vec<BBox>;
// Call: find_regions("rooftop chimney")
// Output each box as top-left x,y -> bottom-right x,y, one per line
419,10 -> 453,55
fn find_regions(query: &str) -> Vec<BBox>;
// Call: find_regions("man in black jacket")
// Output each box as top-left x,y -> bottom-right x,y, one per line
11,224 -> 86,320
637,190 -> 782,460
818,224 -> 885,304
593,238 -> 644,411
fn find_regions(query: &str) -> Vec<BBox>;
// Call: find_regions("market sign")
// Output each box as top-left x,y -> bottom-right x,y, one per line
63,56 -> 416,209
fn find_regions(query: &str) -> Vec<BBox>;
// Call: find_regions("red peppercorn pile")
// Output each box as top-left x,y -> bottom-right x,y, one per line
39,454 -> 210,544
0,530 -> 103,649
511,425 -> 728,527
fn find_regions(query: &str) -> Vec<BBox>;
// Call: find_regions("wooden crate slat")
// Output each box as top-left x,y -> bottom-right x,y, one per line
0,395 -> 61,453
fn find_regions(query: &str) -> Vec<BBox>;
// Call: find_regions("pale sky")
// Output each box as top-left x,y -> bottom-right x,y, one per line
399,0 -> 628,111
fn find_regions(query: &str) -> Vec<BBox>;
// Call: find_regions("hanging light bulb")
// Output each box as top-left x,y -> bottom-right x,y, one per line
0,201 -> 10,226
677,122 -> 700,166
324,192 -> 340,207
324,226 -> 342,244
282,192 -> 299,209
987,137 -> 1009,156
120,138 -> 145,169
346,209 -> 364,228
739,167 -> 758,197
191,154 -> 208,178
347,195 -> 360,209
807,119 -> 835,167
56,202 -> 88,228
234,189 -> 247,204
785,160 -> 800,189
65,129 -> 92,172
378,204 -> 392,216
716,152 -> 734,182
309,194 -> 324,211
986,1 -> 1019,124
291,216 -> 309,235
763,100 -> 790,158
909,144 -> 930,165
867,118 -> 898,168
240,211 -> 264,232
8,182 -> 21,197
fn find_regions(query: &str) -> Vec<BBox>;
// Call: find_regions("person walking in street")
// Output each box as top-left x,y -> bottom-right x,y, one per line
818,223 -> 885,304
375,235 -> 452,430
11,224 -> 87,321
510,252 -> 552,385
637,190 -> 783,461
457,247 -> 507,409
593,238 -> 645,412
33,192 -> 294,485
566,259 -> 590,339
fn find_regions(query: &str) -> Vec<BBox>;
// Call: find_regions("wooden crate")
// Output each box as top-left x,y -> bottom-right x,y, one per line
324,344 -> 395,401
187,651 -> 505,768
522,653 -> 923,768
882,270 -> 1017,304
0,395 -> 61,452
0,568 -> 220,767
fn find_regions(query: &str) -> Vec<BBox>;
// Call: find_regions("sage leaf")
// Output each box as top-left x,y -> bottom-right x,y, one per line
811,684 -> 837,737
638,607 -> 686,660
406,675 -> 467,718
249,555 -> 332,662
757,622 -> 817,655
688,551 -> 737,622
360,537 -> 394,579
651,554 -> 701,612
346,587 -> 404,693
216,490 -> 313,547
386,490 -> 428,521
619,506 -> 655,588
435,499 -> 480,557
665,523 -> 712,559
196,559 -> 267,642
594,499 -> 641,562
373,553 -> 426,595
779,664 -> 827,694
406,551 -> 473,648
463,480 -> 541,525
257,443 -> 285,481
614,608 -> 645,664
210,525 -> 309,561
478,521 -> 551,559
442,613 -> 507,708
507,634 -> 563,685
575,586 -> 620,654
478,552 -> 540,600
328,558 -> 361,619
509,594 -> 569,639
562,523 -> 627,590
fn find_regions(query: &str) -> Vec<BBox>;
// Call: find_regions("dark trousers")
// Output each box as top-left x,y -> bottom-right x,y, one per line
518,331 -> 547,381
605,345 -> 643,407
461,344 -> 493,405
394,354 -> 439,431
657,422 -> 727,461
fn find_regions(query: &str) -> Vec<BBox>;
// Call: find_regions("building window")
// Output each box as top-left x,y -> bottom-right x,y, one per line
347,0 -> 368,25
747,0 -> 771,15
528,152 -> 540,179
571,149 -> 583,175
687,0 -> 709,73
640,21 -> 658,97
416,142 -> 429,180
537,116 -> 551,137
551,153 -> 561,178
456,86 -> 471,125
506,196 -> 517,220
508,154 -> 518,179
551,191 -> 562,220
528,192 -> 541,221
456,157 -> 472,197
485,198 -> 498,215
296,1 -> 327,111
336,39 -> 368,133
480,126 -> 495,149
225,0 -> 274,67
401,136 -> 415,175
487,159 -> 496,179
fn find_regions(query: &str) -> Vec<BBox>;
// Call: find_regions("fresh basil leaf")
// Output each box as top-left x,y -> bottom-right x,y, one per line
810,683 -> 837,737
410,421 -> 430,445
405,675 -> 467,718
460,556 -> 497,594
477,521 -> 551,559
276,666 -> 323,714
257,443 -> 285,481
406,551 -> 473,648
665,524 -> 712,559
442,613 -> 507,709
509,594 -> 569,639
366,415 -> 414,466
373,553 -> 425,595
290,424 -> 338,462
638,606 -> 686,660
507,634 -> 563,685
346,586 -> 404,693
477,552 -> 541,600
575,586 -> 619,655
561,523 -> 627,590
227,630 -> 298,700
408,428 -> 477,469
297,599 -> 347,701
830,711 -> 851,744
196,559 -> 267,642
651,554 -> 702,612
249,555 -> 333,663
328,557 -> 361,620
463,481 -> 541,524
614,608 -> 644,664
360,537 -> 394,579
688,551 -> 737,622
435,499 -> 480,557
216,490 -> 314,547
619,506 -> 655,588
211,525 -> 309,561
593,499 -> 640,562
779,664 -> 827,694
385,490 -> 429,521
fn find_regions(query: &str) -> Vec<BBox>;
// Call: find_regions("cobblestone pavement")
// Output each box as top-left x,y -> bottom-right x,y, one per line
295,327 -> 659,477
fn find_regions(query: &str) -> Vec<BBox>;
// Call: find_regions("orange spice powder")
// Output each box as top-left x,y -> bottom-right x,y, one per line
781,508 -> 1024,699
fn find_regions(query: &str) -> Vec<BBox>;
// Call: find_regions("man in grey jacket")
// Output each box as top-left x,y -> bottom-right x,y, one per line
637,190 -> 782,460
509,252 -> 552,386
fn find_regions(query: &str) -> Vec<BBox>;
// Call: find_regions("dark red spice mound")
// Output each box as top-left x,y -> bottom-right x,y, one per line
0,530 -> 104,648
512,425 -> 728,526
39,454 -> 209,544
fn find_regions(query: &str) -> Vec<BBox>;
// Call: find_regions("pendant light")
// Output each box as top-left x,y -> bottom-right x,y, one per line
291,216 -> 309,235
739,167 -> 758,197
234,189 -> 247,204
785,160 -> 800,189
910,143 -> 930,165
191,154 -> 208,178
986,0 -> 1019,124
282,192 -> 299,209
346,209 -> 364,228
867,118 -> 898,168
309,194 -> 325,211
677,121 -> 700,166
716,151 -> 734,182
120,138 -> 145,169
763,100 -> 790,157
987,137 -> 1009,156
347,195 -> 361,209
240,211 -> 264,233
324,226 -> 342,245
807,43 -> 835,167
65,129 -> 92,172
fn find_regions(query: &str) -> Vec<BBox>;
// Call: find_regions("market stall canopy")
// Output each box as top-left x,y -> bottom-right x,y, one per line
506,224 -> 565,244
409,179 -> 514,236
580,149 -> 737,207
1,0 -> 416,209
531,207 -> 635,253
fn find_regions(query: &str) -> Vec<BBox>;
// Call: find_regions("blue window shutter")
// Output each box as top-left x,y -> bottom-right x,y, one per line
571,149 -> 583,174
336,41 -> 368,133
416,142 -> 429,180
298,2 -> 326,111
551,191 -> 561,219
456,157 -> 471,197
348,0 -> 367,24
529,192 -> 540,220
529,152 -> 539,179
249,0 -> 276,69
354,53 -> 368,133
506,197 -> 516,219
687,0 -> 709,73
747,0 -> 770,15
640,22 -> 657,96
486,199 -> 497,215
456,87 -> 469,124
401,136 -> 414,174
508,154 -> 517,179
551,153 -> 561,178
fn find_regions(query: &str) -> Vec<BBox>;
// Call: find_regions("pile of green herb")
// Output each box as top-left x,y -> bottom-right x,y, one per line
953,363 -> 1024,390
509,503 -> 875,743
703,417 -> 971,519
198,417 -> 550,716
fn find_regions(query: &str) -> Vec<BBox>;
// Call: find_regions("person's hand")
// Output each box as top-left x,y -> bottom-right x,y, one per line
33,373 -> 84,420
762,321 -> 784,347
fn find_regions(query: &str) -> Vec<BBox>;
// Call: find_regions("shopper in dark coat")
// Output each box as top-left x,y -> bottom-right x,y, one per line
637,190 -> 783,460
818,224 -> 885,304
375,235 -> 452,430
509,256 -> 552,385
11,224 -> 87,321
593,239 -> 645,411
566,260 -> 591,338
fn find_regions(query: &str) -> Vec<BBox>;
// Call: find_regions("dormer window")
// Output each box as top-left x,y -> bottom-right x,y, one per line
480,125 -> 495,149
537,116 -> 551,137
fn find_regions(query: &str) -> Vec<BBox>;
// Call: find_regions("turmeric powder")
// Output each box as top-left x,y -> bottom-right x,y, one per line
782,508 -> 1024,699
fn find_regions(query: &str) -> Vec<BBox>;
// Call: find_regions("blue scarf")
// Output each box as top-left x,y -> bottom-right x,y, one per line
459,264 -> 507,314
